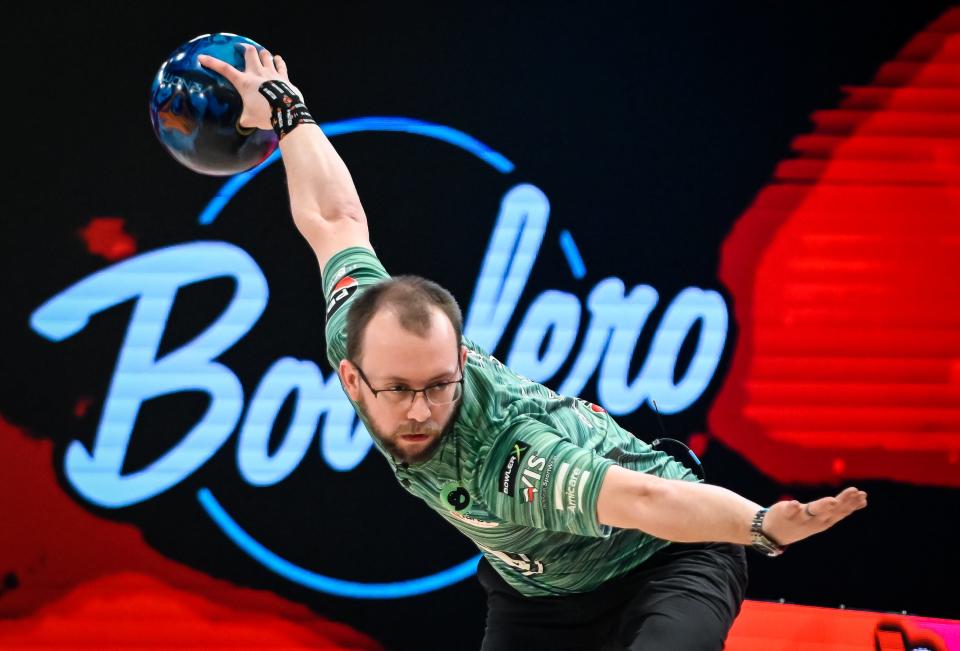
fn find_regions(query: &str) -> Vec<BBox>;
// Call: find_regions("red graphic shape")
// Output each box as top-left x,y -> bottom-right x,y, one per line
334,276 -> 358,291
78,217 -> 137,261
726,601 -> 957,650
0,414 -> 382,649
688,433 -> 709,459
72,396 -> 92,419
710,9 -> 960,487
0,573 -> 380,650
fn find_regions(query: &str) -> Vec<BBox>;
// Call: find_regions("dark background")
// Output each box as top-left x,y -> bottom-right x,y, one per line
4,4 -> 957,649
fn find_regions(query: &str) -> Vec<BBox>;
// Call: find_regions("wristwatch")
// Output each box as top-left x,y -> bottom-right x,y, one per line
751,508 -> 786,557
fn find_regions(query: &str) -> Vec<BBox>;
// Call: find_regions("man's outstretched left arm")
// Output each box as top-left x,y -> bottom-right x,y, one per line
596,465 -> 867,547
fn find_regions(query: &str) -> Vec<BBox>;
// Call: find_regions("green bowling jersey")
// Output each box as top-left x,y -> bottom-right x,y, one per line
322,247 -> 698,597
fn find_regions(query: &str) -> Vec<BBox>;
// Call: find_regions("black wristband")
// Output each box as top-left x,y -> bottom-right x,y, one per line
257,80 -> 316,139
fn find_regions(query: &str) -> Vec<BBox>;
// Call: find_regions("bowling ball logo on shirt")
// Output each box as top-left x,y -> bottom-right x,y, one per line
440,481 -> 471,512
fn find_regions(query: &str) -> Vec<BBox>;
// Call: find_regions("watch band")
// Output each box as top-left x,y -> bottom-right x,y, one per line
751,508 -> 786,557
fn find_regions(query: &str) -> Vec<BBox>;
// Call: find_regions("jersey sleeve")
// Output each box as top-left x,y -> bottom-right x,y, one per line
477,417 -> 615,538
321,246 -> 390,368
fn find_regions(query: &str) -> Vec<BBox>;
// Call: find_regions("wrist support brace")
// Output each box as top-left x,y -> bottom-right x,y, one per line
257,80 -> 316,139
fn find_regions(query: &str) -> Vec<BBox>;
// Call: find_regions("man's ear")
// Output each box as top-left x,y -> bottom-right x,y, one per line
339,359 -> 361,401
460,344 -> 468,369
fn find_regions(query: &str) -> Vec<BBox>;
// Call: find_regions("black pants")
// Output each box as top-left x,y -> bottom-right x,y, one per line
478,542 -> 748,651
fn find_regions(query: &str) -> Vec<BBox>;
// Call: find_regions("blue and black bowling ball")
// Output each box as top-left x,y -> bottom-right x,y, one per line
149,33 -> 278,176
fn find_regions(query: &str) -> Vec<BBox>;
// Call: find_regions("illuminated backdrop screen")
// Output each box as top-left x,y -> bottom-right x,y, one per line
2,4 -> 958,650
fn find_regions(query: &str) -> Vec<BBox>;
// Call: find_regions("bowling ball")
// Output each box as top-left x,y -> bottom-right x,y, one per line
149,33 -> 279,176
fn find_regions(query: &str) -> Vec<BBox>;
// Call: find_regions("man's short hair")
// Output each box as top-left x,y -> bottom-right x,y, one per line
345,276 -> 463,361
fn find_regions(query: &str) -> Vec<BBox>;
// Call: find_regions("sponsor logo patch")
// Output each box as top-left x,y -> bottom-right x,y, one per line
478,545 -> 545,576
328,264 -> 354,285
519,452 -> 546,504
538,458 -> 556,510
552,465 -> 592,514
499,441 -> 531,496
326,275 -> 359,318
448,510 -> 500,529
565,467 -> 583,512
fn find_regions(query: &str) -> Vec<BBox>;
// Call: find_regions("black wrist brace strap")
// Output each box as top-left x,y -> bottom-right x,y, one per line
257,80 -> 316,139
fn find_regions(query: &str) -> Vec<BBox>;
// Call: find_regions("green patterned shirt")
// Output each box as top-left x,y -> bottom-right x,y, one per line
322,247 -> 698,597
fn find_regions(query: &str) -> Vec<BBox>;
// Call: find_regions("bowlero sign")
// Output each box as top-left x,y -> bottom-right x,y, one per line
24,9 -> 960,600
29,117 -> 729,597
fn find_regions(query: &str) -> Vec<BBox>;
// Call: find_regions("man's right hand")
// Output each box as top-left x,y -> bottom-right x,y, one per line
199,45 -> 301,132
200,44 -> 371,273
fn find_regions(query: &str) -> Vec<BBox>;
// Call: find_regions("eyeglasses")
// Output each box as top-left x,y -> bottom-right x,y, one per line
352,361 -> 464,407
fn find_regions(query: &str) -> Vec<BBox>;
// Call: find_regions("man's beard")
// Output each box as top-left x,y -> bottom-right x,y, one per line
361,400 -> 463,465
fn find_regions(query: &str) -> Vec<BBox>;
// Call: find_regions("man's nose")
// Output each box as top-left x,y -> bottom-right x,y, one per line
406,392 -> 432,422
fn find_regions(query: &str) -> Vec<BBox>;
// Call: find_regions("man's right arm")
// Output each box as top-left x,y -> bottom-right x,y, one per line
277,125 -> 372,272
199,46 -> 372,273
